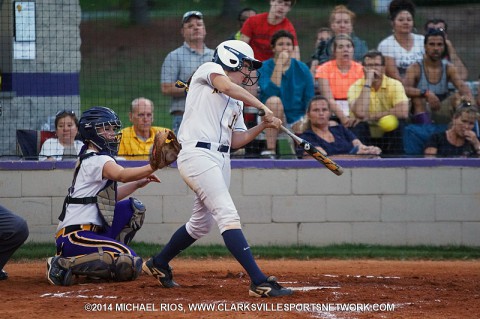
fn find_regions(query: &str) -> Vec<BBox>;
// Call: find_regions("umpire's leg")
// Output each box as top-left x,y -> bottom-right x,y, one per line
0,205 -> 29,269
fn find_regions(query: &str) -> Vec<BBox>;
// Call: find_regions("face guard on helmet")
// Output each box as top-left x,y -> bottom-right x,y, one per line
212,40 -> 262,86
79,106 -> 122,156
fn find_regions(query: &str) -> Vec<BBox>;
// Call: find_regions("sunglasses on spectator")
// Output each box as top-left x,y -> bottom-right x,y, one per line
55,110 -> 75,117
427,27 -> 446,34
457,100 -> 473,108
182,11 -> 203,24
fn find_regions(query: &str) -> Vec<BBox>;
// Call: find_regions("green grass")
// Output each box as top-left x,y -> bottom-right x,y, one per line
80,56 -> 171,128
11,242 -> 480,261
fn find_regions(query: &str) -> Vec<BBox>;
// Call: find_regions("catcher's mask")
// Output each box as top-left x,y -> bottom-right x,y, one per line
79,106 -> 122,156
212,40 -> 262,86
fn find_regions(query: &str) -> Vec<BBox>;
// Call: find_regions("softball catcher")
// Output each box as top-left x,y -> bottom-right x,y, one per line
143,40 -> 293,297
46,106 -> 161,286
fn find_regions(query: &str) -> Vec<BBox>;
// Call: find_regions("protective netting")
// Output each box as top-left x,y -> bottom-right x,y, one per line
1,0 -> 478,160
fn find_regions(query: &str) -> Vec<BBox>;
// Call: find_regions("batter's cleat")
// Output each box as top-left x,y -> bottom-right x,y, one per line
249,276 -> 293,298
142,258 -> 179,288
0,269 -> 8,280
46,256 -> 73,286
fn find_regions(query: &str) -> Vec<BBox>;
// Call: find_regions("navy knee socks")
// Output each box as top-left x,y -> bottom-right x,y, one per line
153,225 -> 196,269
222,229 -> 267,285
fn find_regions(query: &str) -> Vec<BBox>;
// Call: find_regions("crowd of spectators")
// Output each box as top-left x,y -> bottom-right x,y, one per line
241,0 -> 479,158
20,0 -> 480,161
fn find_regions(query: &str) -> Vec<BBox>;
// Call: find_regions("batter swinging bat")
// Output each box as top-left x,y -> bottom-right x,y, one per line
258,109 -> 343,176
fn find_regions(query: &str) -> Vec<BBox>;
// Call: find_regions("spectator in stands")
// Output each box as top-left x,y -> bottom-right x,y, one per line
314,28 -> 334,53
39,110 -> 83,161
315,34 -> 364,127
424,18 -> 468,81
477,77 -> 480,107
118,97 -> 167,160
309,27 -> 333,76
240,0 -> 300,61
311,5 -> 368,69
424,104 -> 480,157
229,8 -> 257,40
348,50 -> 409,155
296,95 -> 381,158
258,30 -> 314,158
377,0 -> 424,83
161,11 -> 214,134
0,204 -> 29,281
404,30 -> 474,125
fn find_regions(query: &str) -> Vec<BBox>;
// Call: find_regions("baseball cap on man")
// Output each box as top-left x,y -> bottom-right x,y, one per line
182,11 -> 203,24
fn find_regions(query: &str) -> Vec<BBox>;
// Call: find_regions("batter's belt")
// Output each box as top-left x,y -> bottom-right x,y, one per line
181,141 -> 230,153
56,224 -> 102,239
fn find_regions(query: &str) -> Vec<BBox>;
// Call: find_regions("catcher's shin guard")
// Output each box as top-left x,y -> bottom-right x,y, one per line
56,251 -> 115,284
113,254 -> 143,282
117,197 -> 146,245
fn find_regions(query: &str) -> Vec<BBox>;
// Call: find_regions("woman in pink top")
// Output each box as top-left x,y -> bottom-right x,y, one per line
315,34 -> 364,127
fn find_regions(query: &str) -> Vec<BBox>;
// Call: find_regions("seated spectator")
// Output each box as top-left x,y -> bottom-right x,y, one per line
311,5 -> 368,68
403,122 -> 448,156
477,75 -> 480,107
258,30 -> 314,159
296,95 -> 381,158
240,0 -> 300,61
39,110 -> 83,161
424,18 -> 468,81
424,104 -> 480,157
348,50 -> 409,155
0,204 -> 29,281
315,34 -> 364,127
404,30 -> 474,125
377,0 -> 424,83
229,8 -> 257,40
309,27 -> 333,76
118,97 -> 168,160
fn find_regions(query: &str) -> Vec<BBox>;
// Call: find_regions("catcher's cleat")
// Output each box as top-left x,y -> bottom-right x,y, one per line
248,276 -> 293,298
142,258 -> 179,288
0,269 -> 8,280
46,256 -> 73,286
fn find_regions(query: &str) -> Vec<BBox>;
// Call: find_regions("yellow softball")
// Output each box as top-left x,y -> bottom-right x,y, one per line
378,115 -> 399,132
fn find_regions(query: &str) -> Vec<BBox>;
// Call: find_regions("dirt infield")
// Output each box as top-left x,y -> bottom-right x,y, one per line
1,258 -> 479,319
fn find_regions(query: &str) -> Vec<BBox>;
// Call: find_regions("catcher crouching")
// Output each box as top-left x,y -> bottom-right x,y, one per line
46,106 -> 167,286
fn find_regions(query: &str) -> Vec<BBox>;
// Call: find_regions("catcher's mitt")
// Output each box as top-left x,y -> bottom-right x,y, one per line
149,129 -> 181,169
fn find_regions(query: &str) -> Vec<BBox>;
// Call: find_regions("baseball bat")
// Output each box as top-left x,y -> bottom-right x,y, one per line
279,125 -> 344,176
258,109 -> 343,176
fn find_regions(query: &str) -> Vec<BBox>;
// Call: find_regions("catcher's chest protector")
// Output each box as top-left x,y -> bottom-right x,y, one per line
59,152 -> 117,227
96,183 -> 116,227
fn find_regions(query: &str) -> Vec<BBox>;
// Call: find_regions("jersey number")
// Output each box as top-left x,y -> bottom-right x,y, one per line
228,114 -> 238,130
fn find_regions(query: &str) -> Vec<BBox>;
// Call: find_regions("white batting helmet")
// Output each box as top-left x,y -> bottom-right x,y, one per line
212,40 -> 262,72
